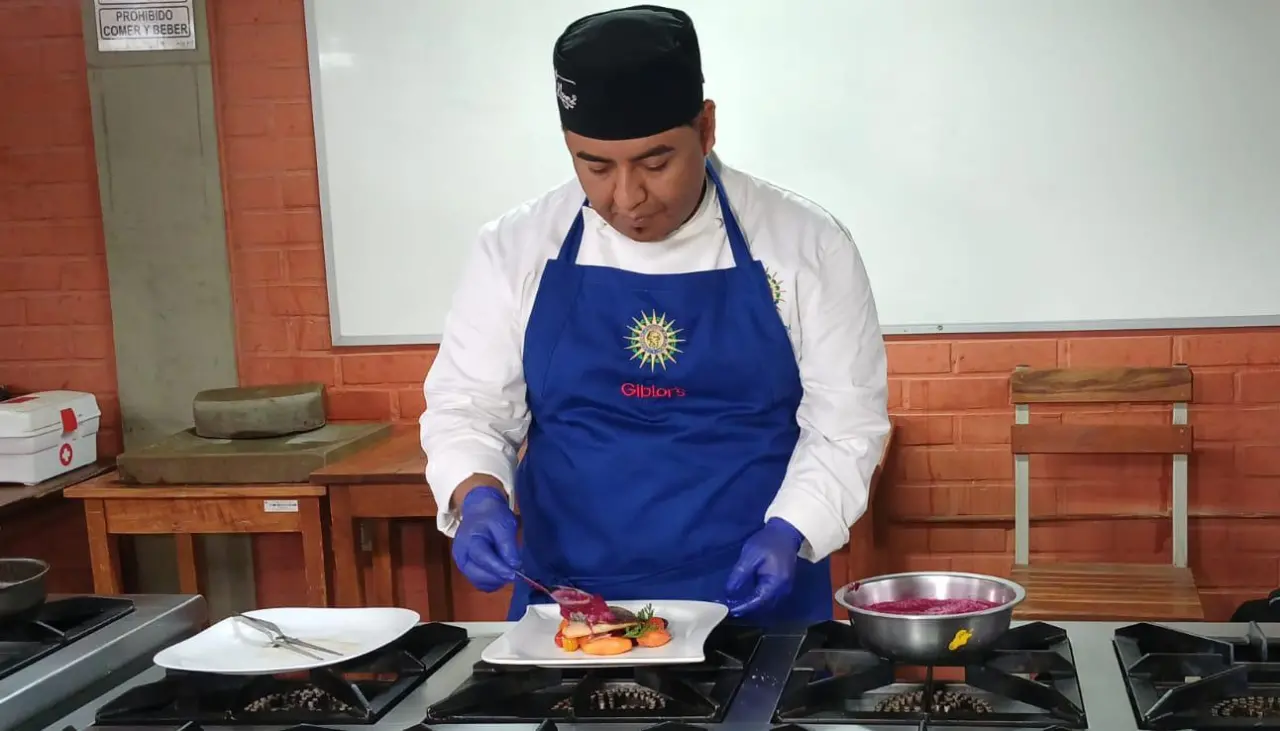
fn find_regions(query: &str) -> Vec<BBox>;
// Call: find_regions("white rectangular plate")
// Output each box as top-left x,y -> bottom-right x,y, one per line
154,607 -> 421,675
480,600 -> 728,667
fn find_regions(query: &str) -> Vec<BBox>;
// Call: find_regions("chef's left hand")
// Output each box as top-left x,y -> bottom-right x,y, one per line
725,518 -> 805,617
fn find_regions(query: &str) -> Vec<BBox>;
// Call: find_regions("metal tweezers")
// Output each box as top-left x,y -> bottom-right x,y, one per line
234,614 -> 342,661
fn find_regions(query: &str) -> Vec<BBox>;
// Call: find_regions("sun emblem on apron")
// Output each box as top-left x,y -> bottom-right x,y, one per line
625,311 -> 684,370
765,267 -> 784,306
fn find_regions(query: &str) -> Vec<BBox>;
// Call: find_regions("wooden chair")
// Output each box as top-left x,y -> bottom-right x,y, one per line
1008,366 -> 1204,621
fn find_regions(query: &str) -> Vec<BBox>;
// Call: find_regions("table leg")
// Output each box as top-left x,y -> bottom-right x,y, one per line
300,498 -> 329,607
83,499 -> 123,594
369,520 -> 395,606
174,534 -> 203,595
422,527 -> 454,621
328,486 -> 362,607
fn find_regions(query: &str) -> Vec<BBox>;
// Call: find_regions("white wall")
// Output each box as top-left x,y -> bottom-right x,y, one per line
306,0 -> 1280,345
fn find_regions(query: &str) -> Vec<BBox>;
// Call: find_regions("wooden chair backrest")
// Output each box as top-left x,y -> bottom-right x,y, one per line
1009,365 -> 1192,566
1011,366 -> 1193,456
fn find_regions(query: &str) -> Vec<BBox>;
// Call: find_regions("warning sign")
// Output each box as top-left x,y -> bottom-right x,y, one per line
95,0 -> 196,52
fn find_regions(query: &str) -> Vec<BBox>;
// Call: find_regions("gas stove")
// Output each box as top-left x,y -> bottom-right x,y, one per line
423,623 -> 762,725
0,594 -> 205,731
92,623 -> 467,726
774,620 -> 1085,728
57,620 -> 1280,731
0,596 -> 136,680
1115,621 -> 1280,729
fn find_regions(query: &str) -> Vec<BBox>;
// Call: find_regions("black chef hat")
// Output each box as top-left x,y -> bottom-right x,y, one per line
552,5 -> 703,141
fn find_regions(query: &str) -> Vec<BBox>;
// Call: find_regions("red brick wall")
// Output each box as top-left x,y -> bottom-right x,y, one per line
208,0 -> 1280,618
209,0 -> 434,428
209,0 -> 436,607
881,333 -> 1280,619
0,1 -> 121,456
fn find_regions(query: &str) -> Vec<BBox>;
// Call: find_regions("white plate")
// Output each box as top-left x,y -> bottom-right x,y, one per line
154,607 -> 421,675
481,600 -> 728,667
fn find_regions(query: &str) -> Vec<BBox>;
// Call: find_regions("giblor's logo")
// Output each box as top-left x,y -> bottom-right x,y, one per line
765,266 -> 784,307
621,383 -> 686,399
625,310 -> 683,371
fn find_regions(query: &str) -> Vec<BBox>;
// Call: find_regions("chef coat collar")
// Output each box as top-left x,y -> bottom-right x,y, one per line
582,175 -> 717,246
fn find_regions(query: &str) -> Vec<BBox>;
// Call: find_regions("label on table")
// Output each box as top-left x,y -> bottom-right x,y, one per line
263,499 -> 299,513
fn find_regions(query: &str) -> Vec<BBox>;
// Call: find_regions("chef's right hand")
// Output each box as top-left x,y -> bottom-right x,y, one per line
451,485 -> 521,592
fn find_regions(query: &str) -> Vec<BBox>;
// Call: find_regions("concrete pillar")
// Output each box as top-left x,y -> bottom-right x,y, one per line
80,0 -> 252,617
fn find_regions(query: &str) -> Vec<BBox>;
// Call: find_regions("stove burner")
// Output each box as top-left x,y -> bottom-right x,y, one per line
0,596 -> 135,681
1212,696 -> 1280,717
551,684 -> 669,711
875,689 -> 993,714
1114,622 -> 1280,730
85,717 -> 711,731
774,620 -> 1086,727
243,687 -> 358,714
93,623 -> 467,726
424,623 -> 763,723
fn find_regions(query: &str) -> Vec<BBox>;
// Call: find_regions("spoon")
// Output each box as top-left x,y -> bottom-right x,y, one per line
514,570 -> 554,596
514,571 -> 604,612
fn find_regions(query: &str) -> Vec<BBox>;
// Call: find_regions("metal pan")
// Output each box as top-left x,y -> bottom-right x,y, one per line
835,571 -> 1025,665
0,558 -> 50,621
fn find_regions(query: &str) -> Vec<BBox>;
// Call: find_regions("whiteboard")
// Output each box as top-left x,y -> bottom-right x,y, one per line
305,0 -> 1280,345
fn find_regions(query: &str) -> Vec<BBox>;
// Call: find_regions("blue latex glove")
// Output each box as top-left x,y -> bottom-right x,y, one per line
451,486 -> 521,592
725,518 -> 805,617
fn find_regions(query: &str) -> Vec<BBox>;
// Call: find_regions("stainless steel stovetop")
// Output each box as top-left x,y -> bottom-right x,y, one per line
52,619 -> 1280,731
2,593 -> 205,731
53,619 -> 1280,731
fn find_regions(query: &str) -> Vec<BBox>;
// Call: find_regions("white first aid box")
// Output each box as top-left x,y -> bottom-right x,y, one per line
0,390 -> 101,486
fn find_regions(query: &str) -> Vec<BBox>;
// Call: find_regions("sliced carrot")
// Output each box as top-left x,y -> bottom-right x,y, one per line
581,636 -> 634,655
635,629 -> 671,648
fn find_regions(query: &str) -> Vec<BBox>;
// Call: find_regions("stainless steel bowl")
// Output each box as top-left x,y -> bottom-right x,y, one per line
0,558 -> 49,621
835,571 -> 1026,665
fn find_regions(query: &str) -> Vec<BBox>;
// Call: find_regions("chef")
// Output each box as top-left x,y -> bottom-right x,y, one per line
421,5 -> 890,625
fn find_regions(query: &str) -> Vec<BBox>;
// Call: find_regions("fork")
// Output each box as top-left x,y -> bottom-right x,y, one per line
234,614 -> 341,660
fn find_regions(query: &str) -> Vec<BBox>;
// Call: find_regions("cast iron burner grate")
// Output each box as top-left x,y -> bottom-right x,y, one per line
423,623 -> 762,723
0,596 -> 135,680
415,723 -> 706,731
86,726 -> 695,731
1114,621 -> 1280,729
84,726 -> 351,731
92,623 -> 467,726
774,620 -> 1086,728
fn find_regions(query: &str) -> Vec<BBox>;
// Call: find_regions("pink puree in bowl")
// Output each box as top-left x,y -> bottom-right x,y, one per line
863,597 -> 1003,615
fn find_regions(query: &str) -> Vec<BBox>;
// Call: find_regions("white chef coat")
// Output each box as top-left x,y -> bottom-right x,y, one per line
421,162 -> 890,563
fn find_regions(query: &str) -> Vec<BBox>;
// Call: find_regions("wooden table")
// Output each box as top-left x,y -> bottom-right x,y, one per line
310,426 -> 453,619
0,463 -> 109,593
64,472 -> 329,606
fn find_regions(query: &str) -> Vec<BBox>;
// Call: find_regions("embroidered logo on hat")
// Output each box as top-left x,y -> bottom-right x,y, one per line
555,71 -> 577,110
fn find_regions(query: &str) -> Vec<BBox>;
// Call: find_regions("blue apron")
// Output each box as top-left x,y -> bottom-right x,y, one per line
510,161 -> 832,627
